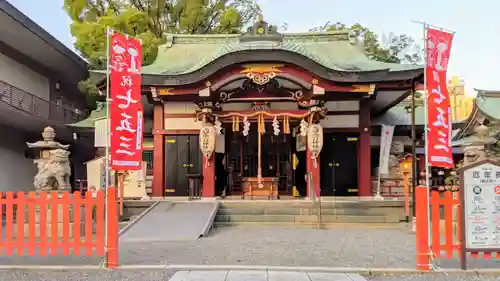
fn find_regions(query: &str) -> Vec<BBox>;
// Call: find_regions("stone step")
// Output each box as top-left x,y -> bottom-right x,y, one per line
219,200 -> 404,209
214,221 -> 401,228
217,207 -> 403,217
215,214 -> 396,224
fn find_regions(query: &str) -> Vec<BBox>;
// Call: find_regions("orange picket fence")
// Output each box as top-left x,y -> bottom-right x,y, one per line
415,185 -> 500,271
0,187 -> 118,268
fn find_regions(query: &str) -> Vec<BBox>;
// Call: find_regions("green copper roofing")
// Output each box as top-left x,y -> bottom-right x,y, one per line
67,101 -> 107,128
141,31 -> 421,76
475,89 -> 500,120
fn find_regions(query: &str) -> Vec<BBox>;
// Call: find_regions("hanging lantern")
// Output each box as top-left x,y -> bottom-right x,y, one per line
199,123 -> 216,167
307,123 -> 323,168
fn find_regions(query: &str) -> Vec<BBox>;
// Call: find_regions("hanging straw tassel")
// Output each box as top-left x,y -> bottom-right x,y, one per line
260,114 -> 266,133
257,114 -> 261,133
284,116 -> 290,134
235,116 -> 240,131
232,116 -> 235,132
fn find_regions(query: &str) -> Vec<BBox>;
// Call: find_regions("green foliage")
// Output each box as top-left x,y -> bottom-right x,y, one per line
63,0 -> 261,105
310,21 -> 422,64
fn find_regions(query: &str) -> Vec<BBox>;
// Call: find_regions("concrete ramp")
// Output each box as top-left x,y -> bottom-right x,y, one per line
120,201 -> 219,242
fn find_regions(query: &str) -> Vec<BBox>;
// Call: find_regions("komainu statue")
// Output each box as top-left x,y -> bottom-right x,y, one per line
27,127 -> 72,191
33,149 -> 71,191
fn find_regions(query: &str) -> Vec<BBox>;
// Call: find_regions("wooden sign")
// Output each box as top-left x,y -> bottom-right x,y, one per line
459,159 -> 500,269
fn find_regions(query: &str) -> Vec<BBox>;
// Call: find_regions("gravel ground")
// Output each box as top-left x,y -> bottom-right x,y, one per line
0,269 -> 176,281
1,226 -> 499,269
119,226 -> 417,268
119,226 -> 500,269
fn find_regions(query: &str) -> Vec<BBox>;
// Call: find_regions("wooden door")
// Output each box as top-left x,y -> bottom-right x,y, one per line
320,133 -> 359,196
164,135 -> 202,196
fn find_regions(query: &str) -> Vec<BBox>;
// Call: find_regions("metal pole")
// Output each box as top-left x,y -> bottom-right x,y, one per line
420,22 -> 434,267
411,81 -> 417,226
104,27 -> 111,266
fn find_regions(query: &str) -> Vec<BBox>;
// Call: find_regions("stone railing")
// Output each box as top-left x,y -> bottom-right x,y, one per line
0,79 -> 85,124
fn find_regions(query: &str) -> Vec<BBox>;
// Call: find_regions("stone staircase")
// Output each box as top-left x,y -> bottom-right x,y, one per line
214,200 -> 406,227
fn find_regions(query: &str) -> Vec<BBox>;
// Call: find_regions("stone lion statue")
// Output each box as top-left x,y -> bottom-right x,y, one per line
33,149 -> 71,191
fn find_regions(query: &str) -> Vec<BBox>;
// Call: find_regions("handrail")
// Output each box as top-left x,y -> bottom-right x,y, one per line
0,79 -> 85,124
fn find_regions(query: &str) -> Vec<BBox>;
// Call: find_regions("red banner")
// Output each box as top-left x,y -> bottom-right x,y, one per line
425,28 -> 454,168
109,32 -> 143,170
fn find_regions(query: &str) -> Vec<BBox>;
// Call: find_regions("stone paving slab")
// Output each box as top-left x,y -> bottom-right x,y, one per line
168,270 -> 367,281
0,270 -> 496,281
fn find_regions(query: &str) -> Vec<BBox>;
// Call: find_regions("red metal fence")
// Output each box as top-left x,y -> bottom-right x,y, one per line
415,185 -> 500,271
0,188 -> 118,268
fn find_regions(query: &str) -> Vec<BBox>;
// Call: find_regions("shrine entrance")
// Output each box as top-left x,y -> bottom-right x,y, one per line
225,123 -> 297,198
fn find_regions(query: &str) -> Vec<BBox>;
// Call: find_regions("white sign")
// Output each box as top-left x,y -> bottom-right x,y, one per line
463,162 -> 500,249
378,125 -> 395,175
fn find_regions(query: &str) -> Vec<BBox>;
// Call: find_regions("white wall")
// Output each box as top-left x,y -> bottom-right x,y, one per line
0,52 -> 50,100
0,125 -> 36,192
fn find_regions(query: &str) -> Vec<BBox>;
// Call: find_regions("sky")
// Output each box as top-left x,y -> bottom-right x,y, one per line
7,0 -> 500,97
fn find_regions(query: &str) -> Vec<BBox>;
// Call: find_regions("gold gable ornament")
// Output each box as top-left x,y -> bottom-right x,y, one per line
307,123 -> 323,168
199,123 -> 216,167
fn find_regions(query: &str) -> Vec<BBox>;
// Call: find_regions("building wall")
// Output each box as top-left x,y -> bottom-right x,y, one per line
0,52 -> 50,101
164,102 -> 201,130
0,124 -> 36,192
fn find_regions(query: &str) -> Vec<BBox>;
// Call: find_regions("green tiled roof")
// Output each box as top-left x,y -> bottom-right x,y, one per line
141,31 -> 421,76
475,89 -> 500,120
67,101 -> 107,128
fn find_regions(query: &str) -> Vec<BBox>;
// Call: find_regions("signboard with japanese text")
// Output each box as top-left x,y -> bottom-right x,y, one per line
425,28 -> 454,168
109,31 -> 143,170
460,160 -> 500,269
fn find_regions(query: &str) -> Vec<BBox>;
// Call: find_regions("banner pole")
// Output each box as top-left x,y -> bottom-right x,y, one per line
104,26 -> 111,267
420,22 -> 433,269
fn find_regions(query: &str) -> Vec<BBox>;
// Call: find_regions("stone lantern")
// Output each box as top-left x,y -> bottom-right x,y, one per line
26,126 -> 71,191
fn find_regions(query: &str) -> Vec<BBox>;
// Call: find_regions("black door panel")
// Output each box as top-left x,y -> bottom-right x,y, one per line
320,133 -> 359,196
164,135 -> 202,196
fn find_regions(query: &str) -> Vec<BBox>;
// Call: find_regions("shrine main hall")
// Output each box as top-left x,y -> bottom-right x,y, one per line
102,19 -> 424,199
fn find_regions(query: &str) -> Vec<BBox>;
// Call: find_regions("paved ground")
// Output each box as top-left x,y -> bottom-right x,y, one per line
0,270 -> 497,281
169,270 -> 367,281
367,274 -> 498,281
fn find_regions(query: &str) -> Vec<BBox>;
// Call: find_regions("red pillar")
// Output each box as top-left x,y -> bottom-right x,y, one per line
152,103 -> 164,198
358,99 -> 372,197
202,154 -> 215,197
306,149 -> 321,198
